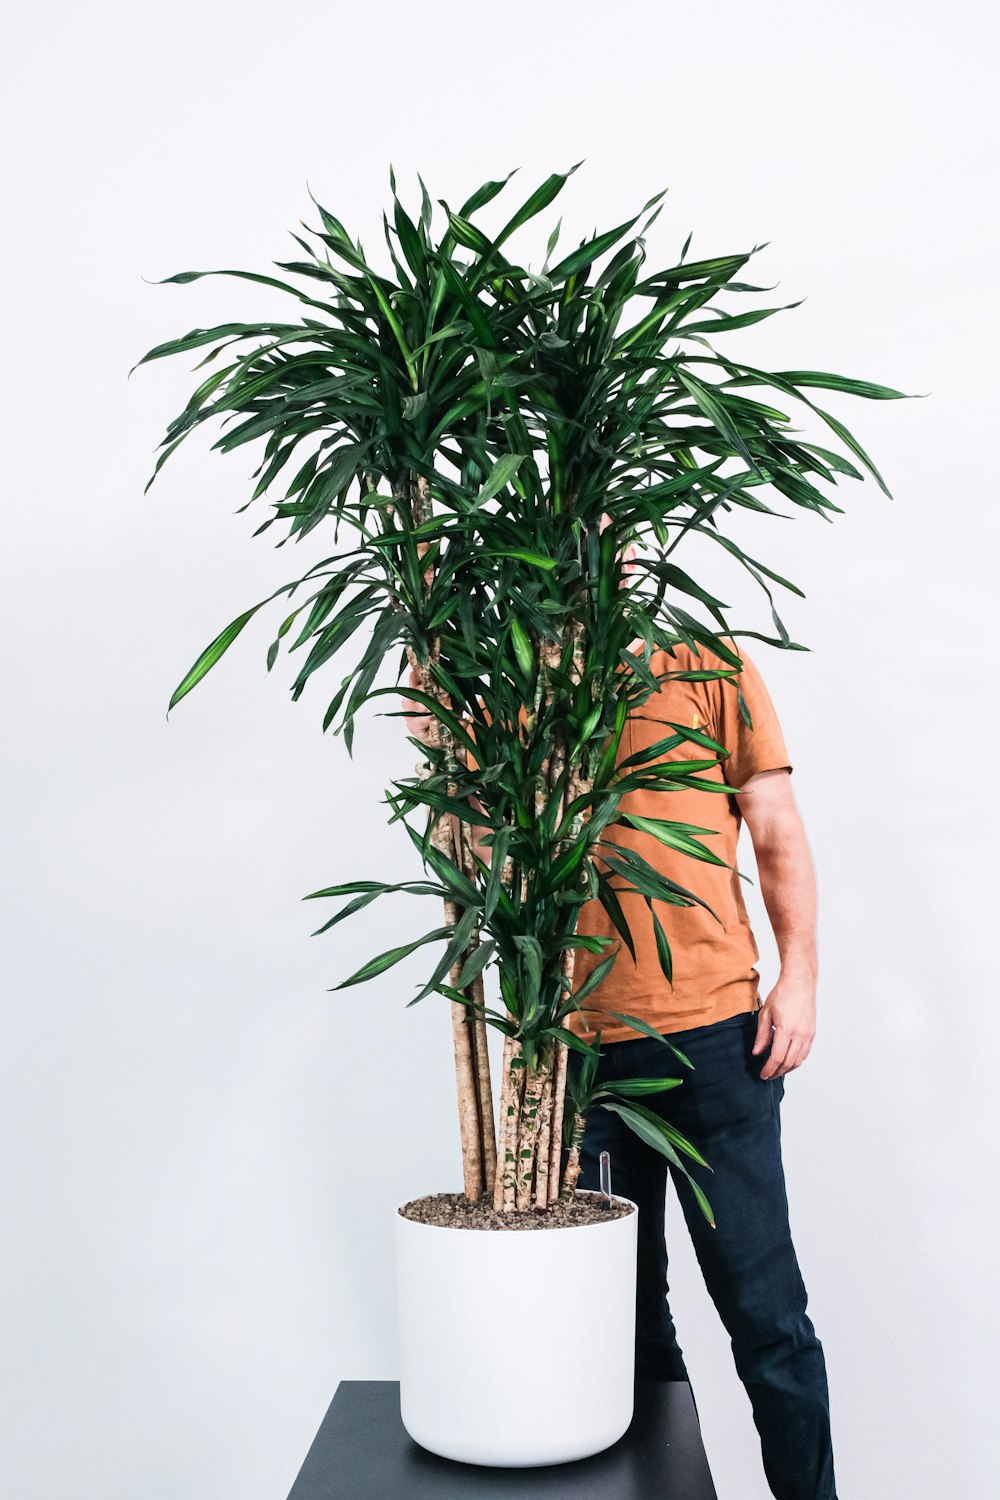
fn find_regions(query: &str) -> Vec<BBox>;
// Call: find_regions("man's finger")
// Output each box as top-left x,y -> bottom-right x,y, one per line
751,1012 -> 772,1055
759,1028 -> 792,1080
772,1033 -> 815,1078
784,1037 -> 813,1074
773,1039 -> 804,1077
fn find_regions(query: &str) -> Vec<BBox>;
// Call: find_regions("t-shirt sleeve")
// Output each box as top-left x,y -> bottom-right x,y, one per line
465,716 -> 480,773
461,702 -> 492,773
707,638 -> 793,787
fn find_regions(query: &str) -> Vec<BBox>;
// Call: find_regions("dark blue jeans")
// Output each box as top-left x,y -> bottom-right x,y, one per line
566,1009 -> 837,1500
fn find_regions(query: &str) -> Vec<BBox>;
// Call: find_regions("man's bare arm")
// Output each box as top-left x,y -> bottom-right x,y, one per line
736,768 -> 818,1079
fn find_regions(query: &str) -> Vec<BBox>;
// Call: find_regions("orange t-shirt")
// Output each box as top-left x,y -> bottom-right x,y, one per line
461,638 -> 793,1045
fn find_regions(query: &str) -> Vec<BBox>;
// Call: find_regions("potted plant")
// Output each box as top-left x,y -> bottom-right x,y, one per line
132,163 -> 906,1467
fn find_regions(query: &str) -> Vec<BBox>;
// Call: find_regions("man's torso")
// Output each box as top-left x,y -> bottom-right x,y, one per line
568,645 -> 762,1044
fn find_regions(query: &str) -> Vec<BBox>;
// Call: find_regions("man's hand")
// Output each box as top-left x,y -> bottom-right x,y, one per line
752,972 -> 817,1079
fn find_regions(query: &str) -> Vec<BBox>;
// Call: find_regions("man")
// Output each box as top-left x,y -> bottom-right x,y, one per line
565,631 -> 838,1500
401,563 -> 837,1500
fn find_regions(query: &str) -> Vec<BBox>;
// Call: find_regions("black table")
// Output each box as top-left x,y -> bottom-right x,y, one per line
287,1379 -> 717,1498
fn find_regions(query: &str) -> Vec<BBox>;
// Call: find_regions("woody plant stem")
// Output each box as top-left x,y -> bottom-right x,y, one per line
402,475 -> 496,1202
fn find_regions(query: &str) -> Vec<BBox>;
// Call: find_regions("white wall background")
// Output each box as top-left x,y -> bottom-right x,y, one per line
2,2 -> 997,1497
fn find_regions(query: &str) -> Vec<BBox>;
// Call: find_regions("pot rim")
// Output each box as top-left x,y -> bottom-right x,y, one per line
396,1187 -> 637,1233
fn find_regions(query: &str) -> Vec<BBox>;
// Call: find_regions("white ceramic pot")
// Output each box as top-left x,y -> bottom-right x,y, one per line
395,1190 -> 638,1467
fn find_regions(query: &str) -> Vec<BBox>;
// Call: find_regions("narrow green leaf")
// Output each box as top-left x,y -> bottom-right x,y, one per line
483,549 -> 557,570
453,939 -> 496,991
649,901 -> 673,984
595,871 -> 637,963
482,162 -> 584,264
329,927 -> 452,990
567,949 -> 621,1008
409,904 -> 483,1005
510,617 -> 535,677
540,1025 -> 601,1058
302,879 -> 444,900
595,1077 -> 684,1097
620,813 -> 732,868
600,1100 -> 715,1226
577,1005 -> 695,1069
598,846 -> 722,921
546,211 -> 643,281
307,889 -> 381,935
676,369 -> 759,473
475,453 -> 525,504
617,1100 -> 711,1168
776,370 -> 913,401
167,606 -> 259,712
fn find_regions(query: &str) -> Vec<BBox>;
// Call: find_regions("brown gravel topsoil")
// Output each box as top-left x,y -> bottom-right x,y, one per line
399,1189 -> 634,1230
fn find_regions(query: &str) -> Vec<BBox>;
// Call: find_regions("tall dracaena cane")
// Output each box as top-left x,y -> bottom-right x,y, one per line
134,164 -> 913,1218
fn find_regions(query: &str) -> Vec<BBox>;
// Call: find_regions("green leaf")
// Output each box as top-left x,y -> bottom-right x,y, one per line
514,933 -> 544,1014
595,1077 -> 684,1097
476,453 -> 526,504
595,871 -> 637,963
540,1025 -> 601,1058
453,938 -> 496,991
598,845 -> 722,922
657,721 -> 729,755
537,837 -> 590,896
616,1099 -> 711,1168
393,196 -> 426,281
307,889 -> 381,935
600,1100 -> 715,1226
676,368 -> 759,473
435,254 -> 499,349
363,684 -> 482,763
143,264 -> 341,318
545,211 -> 643,281
482,825 -> 515,924
329,927 -> 453,990
302,879 -> 444,900
456,170 -> 520,219
167,607 -> 259,711
167,565 -> 316,711
775,370 -> 913,401
480,162 -> 584,265
620,813 -> 732,867
391,779 -> 499,835
566,949 -> 621,1009
510,617 -> 535,678
579,1006 -> 694,1069
409,904 -> 483,1005
649,901 -> 673,984
654,561 -> 730,621
411,829 -> 482,907
484,549 -> 557,571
